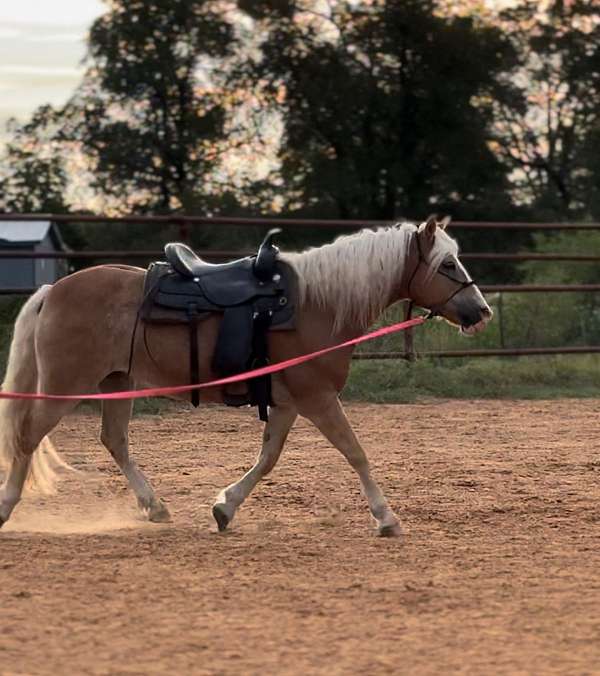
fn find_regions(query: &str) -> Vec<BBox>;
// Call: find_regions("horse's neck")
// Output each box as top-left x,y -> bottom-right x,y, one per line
327,260 -> 416,342
288,226 -> 417,337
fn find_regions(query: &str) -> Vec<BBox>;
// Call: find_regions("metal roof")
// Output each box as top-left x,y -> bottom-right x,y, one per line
0,222 -> 53,244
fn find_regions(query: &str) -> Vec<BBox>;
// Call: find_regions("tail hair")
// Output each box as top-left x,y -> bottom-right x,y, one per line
0,286 -> 72,494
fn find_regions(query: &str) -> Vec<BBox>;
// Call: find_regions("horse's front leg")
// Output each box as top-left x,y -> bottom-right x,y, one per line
212,402 -> 297,531
303,397 -> 401,537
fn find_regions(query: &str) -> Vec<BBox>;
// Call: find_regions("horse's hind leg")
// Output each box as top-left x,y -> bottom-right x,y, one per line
0,399 -> 76,527
100,376 -> 171,523
212,402 -> 297,531
303,397 -> 401,537
0,454 -> 31,527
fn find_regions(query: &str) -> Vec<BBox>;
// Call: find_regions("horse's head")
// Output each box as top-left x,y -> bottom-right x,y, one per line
406,215 -> 492,335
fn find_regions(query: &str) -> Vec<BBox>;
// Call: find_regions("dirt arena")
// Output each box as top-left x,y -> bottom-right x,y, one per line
2,399 -> 600,675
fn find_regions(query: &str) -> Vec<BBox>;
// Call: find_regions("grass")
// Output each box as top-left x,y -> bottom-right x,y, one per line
343,355 -> 600,403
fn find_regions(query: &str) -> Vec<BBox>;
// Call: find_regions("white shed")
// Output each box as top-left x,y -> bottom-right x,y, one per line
0,222 -> 67,288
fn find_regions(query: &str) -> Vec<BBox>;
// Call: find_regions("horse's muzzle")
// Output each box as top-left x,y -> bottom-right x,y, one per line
459,305 -> 493,336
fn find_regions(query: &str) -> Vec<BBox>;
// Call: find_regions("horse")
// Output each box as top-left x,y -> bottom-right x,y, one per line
0,215 -> 491,536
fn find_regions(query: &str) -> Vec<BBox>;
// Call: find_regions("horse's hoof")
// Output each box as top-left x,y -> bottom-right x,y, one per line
212,503 -> 231,532
147,500 -> 171,523
377,523 -> 402,538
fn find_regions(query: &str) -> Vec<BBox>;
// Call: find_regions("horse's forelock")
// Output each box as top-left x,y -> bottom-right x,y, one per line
420,225 -> 460,283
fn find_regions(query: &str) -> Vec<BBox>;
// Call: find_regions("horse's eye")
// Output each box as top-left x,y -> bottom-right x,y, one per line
441,261 -> 456,270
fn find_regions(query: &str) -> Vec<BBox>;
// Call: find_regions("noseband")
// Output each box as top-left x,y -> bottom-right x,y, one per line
406,230 -> 476,319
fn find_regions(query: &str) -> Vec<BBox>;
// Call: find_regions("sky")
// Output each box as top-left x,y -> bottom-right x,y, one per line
0,0 -> 104,143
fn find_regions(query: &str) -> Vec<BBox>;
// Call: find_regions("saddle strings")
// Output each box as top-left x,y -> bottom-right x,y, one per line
127,279 -> 164,378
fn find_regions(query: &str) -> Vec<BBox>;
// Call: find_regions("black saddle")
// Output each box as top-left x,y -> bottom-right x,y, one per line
165,228 -> 280,283
140,229 -> 295,421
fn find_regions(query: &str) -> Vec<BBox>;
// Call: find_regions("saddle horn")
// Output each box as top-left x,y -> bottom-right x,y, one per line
254,228 -> 282,282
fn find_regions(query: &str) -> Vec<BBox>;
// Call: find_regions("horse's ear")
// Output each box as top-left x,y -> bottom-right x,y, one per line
438,215 -> 451,230
424,214 -> 437,242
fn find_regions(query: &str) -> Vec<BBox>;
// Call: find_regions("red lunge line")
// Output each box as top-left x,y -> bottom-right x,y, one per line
0,317 -> 425,401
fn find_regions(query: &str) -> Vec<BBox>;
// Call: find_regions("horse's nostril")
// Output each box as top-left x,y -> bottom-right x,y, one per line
481,306 -> 493,318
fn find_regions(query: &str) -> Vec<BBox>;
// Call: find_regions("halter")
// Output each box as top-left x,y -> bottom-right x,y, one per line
406,228 -> 476,320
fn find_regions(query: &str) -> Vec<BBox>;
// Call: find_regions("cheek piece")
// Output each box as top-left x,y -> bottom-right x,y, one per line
406,231 -> 476,320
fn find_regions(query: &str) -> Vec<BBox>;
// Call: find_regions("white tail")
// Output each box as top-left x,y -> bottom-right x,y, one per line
0,286 -> 71,494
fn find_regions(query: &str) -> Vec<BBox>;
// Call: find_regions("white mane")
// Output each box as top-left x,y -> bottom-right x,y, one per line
283,222 -> 458,331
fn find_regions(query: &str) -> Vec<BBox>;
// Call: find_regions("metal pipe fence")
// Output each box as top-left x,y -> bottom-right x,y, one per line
1,250 -> 600,263
3,212 -> 600,230
1,213 -> 599,360
356,346 -> 600,359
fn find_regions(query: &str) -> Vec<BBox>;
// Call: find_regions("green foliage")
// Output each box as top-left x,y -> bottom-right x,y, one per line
2,0 -> 599,231
0,106 -> 69,213
60,0 -> 234,214
0,298 -> 25,375
234,0 -> 518,223
0,0 -> 598,231
344,355 -> 600,402
501,231 -> 600,348
492,0 -> 600,219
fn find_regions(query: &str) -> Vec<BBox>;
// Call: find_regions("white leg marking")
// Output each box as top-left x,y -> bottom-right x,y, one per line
213,403 -> 297,530
0,455 -> 31,525
305,398 -> 401,536
101,399 -> 170,523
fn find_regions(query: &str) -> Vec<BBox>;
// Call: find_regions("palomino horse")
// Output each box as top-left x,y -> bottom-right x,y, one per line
0,215 -> 491,536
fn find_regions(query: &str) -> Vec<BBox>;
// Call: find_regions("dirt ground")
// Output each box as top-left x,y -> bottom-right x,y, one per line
2,400 -> 600,675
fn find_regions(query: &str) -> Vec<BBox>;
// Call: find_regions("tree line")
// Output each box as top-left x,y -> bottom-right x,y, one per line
0,0 -> 598,241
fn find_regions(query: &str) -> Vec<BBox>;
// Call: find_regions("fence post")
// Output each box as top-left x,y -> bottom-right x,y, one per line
498,292 -> 505,349
176,218 -> 191,243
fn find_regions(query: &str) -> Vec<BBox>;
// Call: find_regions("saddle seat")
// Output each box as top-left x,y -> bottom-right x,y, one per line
165,242 -> 248,278
164,243 -> 281,307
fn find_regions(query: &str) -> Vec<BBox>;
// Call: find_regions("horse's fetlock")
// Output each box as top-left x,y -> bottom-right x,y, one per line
371,504 -> 388,521
101,431 -> 128,453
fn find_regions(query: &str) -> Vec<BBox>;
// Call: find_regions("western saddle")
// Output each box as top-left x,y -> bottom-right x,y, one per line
140,229 -> 295,421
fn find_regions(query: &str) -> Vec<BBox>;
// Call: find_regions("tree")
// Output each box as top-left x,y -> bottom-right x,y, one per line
491,0 -> 600,220
0,106 -> 69,213
62,0 -> 234,214
232,0 -> 518,223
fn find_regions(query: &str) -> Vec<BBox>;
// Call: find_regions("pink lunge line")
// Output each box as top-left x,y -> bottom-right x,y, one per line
0,317 -> 425,401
